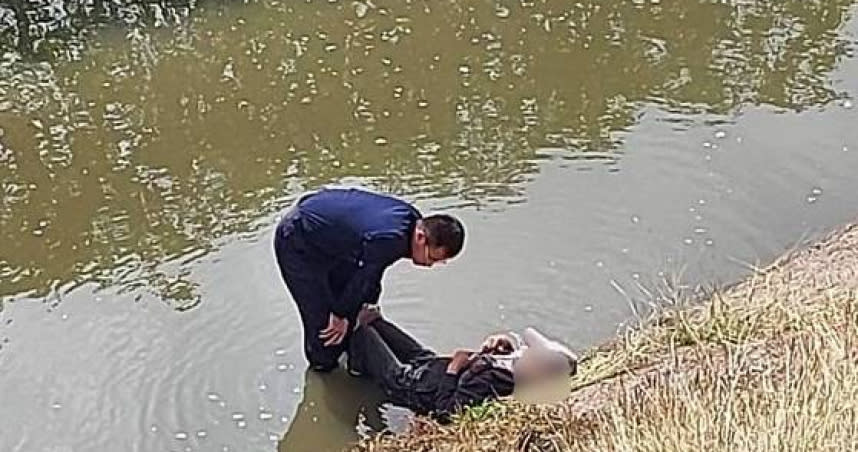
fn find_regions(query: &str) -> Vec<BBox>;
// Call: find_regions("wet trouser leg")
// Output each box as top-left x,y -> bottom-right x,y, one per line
369,319 -> 436,363
349,323 -> 422,404
274,215 -> 345,371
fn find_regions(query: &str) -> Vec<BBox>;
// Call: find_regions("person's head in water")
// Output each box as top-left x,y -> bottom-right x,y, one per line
410,214 -> 465,267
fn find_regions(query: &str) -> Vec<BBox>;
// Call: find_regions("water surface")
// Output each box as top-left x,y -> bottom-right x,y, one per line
1,1 -> 857,451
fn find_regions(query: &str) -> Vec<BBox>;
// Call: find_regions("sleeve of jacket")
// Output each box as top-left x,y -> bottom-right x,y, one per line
362,277 -> 383,306
432,370 -> 505,421
330,237 -> 400,319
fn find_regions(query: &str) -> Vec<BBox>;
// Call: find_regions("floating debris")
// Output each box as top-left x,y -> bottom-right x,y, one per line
354,2 -> 369,18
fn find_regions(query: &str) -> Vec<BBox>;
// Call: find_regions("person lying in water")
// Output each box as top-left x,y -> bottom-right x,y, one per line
347,306 -> 578,421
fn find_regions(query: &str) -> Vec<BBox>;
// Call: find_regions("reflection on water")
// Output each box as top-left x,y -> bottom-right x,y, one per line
279,369 -> 384,452
1,0 -> 854,308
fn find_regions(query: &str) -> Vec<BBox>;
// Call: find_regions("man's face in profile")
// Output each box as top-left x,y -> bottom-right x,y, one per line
411,227 -> 449,267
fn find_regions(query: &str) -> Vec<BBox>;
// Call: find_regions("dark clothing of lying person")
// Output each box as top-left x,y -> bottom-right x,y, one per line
347,308 -> 577,421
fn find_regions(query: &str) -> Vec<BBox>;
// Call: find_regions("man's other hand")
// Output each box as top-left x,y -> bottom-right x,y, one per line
356,304 -> 382,328
480,334 -> 515,355
320,314 -> 349,346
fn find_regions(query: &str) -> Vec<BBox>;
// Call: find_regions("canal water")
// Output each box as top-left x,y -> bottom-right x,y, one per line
1,1 -> 857,451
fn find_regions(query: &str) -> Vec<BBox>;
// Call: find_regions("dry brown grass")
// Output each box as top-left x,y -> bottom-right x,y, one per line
352,223 -> 858,452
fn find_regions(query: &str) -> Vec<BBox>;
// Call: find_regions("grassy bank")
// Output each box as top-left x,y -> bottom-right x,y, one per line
353,223 -> 858,451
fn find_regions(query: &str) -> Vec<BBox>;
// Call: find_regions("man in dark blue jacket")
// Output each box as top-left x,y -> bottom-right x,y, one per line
273,188 -> 465,372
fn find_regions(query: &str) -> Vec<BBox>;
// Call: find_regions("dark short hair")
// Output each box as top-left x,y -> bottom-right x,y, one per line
423,214 -> 465,258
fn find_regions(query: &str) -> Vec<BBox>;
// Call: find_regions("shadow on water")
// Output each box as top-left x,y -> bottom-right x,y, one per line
279,368 -> 385,452
0,0 -> 855,309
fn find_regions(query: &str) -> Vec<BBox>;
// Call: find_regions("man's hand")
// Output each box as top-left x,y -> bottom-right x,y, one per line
446,348 -> 476,375
356,304 -> 382,328
319,314 -> 349,347
480,334 -> 515,355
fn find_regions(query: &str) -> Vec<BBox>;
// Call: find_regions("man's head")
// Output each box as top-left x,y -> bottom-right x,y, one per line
410,214 -> 465,267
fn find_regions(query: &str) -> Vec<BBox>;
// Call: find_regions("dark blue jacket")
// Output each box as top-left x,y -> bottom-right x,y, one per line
295,188 -> 421,318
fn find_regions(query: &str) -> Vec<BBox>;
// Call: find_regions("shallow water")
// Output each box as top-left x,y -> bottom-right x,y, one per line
1,1 -> 857,451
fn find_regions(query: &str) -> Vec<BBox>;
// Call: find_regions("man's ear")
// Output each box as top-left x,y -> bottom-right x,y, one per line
414,227 -> 427,245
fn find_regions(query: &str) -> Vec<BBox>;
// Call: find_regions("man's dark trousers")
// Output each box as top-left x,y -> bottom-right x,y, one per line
274,208 -> 351,370
349,319 -> 437,407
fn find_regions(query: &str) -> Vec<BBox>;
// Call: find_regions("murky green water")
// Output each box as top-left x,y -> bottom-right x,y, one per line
1,1 -> 857,451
